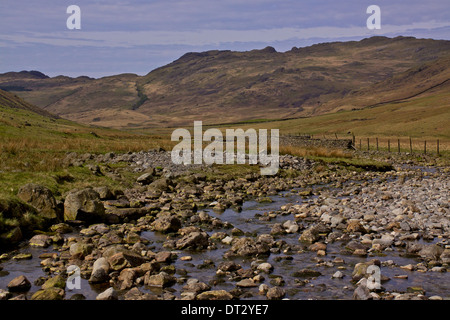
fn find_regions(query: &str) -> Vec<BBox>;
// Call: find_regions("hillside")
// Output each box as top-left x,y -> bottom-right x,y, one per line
1,36 -> 450,128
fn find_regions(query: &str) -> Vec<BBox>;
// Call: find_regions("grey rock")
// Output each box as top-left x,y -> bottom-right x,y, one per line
96,287 -> 118,300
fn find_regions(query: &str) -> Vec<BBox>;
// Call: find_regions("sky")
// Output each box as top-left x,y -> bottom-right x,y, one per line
1,0 -> 449,78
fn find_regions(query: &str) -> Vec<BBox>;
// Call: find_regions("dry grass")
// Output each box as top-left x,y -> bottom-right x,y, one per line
280,145 -> 352,159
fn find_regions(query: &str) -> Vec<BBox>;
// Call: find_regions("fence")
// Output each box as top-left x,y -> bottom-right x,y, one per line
283,134 -> 446,155
353,136 -> 443,155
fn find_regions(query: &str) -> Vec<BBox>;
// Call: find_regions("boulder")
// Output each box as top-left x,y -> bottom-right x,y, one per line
96,287 -> 118,300
31,287 -> 64,300
266,286 -> 285,300
17,183 -> 60,221
298,226 -> 320,243
7,275 -> 31,292
144,271 -> 176,288
69,242 -> 94,258
226,237 -> 271,258
89,257 -> 110,283
42,275 -> 66,290
196,290 -> 233,300
152,215 -> 181,233
64,188 -> 105,222
176,231 -> 209,250
136,172 -> 155,185
29,234 -> 52,248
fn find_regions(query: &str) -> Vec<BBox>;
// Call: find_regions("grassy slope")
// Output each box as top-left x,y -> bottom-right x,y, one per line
0,89 -> 173,200
2,36 -> 450,128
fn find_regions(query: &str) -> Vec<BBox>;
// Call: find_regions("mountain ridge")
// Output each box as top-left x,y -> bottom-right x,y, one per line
1,36 -> 450,128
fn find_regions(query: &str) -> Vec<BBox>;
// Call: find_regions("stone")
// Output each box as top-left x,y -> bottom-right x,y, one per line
0,289 -> 12,300
298,226 -> 320,243
283,220 -> 299,233
137,172 -> 154,185
292,269 -> 322,278
155,251 -> 173,263
69,242 -> 93,257
1,227 -> 23,245
332,271 -> 344,279
107,251 -> 146,271
17,183 -> 60,221
152,215 -> 181,233
418,244 -> 444,261
64,188 -> 105,222
176,231 -> 209,250
182,280 -> 211,293
96,287 -> 118,300
227,237 -> 271,257
93,186 -> 115,200
257,262 -> 273,274
352,263 -> 369,282
7,275 -> 31,292
31,287 -> 64,300
440,248 -> 450,264
346,220 -> 367,234
89,257 -> 110,283
29,234 -> 52,248
148,178 -> 172,192
196,290 -> 233,300
144,271 -> 176,288
50,223 -> 72,234
12,253 -> 32,260
236,279 -> 258,288
42,275 -> 66,290
118,268 -> 138,290
353,279 -> 372,300
266,287 -> 285,300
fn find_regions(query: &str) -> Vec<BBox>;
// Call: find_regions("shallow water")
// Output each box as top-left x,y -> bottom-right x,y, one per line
1,187 -> 449,300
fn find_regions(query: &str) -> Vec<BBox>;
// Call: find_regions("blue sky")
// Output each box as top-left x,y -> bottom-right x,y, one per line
1,0 -> 449,78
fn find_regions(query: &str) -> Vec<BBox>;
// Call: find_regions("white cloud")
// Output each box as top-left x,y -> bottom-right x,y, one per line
2,20 -> 449,48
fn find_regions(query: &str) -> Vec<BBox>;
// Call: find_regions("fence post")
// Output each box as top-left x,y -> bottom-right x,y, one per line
388,139 -> 390,152
424,140 -> 427,154
360,139 -> 362,150
398,139 -> 400,153
437,139 -> 440,155
335,133 -> 338,140
376,138 -> 379,151
367,138 -> 370,151
352,134 -> 355,146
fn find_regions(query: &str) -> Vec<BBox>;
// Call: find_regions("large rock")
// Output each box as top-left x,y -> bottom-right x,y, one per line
31,287 -> 65,300
29,234 -> 52,248
96,287 -> 118,300
7,275 -> 31,292
17,183 -> 60,221
266,287 -> 285,300
89,257 -> 110,283
152,215 -> 181,233
148,178 -> 173,192
144,271 -> 176,288
176,231 -> 209,250
298,226 -> 320,243
103,245 -> 147,271
69,242 -> 94,258
64,188 -> 105,222
225,237 -> 271,258
196,290 -> 233,300
42,275 -> 66,290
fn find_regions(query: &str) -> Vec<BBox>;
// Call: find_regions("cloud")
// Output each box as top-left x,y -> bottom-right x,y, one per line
2,20 -> 449,49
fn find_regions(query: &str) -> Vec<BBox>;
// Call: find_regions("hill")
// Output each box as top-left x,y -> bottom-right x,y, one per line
1,36 -> 450,128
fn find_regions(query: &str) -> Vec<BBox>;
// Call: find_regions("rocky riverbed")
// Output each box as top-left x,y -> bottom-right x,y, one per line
0,150 -> 448,300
